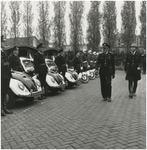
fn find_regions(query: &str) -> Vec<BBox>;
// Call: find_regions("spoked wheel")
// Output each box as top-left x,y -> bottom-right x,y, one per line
89,72 -> 96,80
81,74 -> 89,83
6,89 -> 16,109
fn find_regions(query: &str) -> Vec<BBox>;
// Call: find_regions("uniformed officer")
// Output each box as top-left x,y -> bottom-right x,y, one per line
55,48 -> 67,80
34,43 -> 48,100
96,43 -> 115,102
1,36 -> 13,116
87,50 -> 94,69
73,51 -> 81,74
124,43 -> 142,98
9,46 -> 23,72
81,49 -> 88,71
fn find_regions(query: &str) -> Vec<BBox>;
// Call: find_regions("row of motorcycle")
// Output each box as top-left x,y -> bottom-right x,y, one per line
6,56 -> 99,109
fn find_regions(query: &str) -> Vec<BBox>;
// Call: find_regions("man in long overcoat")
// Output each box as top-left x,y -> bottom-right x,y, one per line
55,48 -> 67,80
1,35 -> 13,116
34,43 -> 48,99
124,43 -> 142,98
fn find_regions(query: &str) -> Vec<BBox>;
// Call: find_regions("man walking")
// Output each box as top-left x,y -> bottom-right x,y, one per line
34,43 -> 48,100
96,43 -> 115,102
124,43 -> 142,98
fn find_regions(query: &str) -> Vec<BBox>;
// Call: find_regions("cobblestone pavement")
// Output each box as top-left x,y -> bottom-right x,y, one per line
1,71 -> 146,149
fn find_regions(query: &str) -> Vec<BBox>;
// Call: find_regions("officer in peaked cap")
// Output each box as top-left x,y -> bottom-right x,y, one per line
34,43 -> 48,100
9,46 -> 23,72
124,43 -> 142,98
95,43 -> 115,102
1,37 -> 13,116
55,47 -> 67,83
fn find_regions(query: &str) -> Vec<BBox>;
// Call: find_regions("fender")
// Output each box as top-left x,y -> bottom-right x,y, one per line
9,78 -> 30,96
12,71 -> 37,92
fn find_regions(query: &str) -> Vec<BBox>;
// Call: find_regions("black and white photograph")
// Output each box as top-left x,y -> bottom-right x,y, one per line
1,0 -> 146,149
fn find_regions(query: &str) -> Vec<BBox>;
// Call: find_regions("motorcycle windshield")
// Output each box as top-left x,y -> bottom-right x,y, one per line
22,60 -> 35,72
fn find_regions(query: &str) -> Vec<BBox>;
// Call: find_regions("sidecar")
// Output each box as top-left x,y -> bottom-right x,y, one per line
65,67 -> 81,87
21,57 -> 65,94
6,71 -> 44,108
45,59 -> 66,93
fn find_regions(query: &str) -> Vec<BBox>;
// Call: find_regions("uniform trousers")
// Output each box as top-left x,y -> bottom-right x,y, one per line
128,80 -> 138,93
100,74 -> 112,98
38,74 -> 48,95
1,78 -> 10,108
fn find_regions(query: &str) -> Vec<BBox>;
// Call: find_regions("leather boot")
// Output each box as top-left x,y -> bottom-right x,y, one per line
3,107 -> 13,114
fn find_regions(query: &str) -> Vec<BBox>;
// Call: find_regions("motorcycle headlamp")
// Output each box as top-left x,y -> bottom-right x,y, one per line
18,82 -> 25,91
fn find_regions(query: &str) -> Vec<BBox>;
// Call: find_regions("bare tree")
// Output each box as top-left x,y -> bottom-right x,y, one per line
139,1 -> 146,48
87,1 -> 101,52
1,1 -> 8,37
69,1 -> 84,52
53,1 -> 66,48
23,1 -> 33,45
121,1 -> 136,51
102,1 -> 117,48
9,1 -> 21,44
37,1 -> 51,47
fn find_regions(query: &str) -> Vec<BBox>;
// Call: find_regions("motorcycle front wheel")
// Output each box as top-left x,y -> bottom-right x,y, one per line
89,72 -> 96,80
81,74 -> 89,83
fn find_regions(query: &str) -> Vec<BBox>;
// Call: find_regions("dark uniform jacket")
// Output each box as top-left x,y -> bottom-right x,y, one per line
1,50 -> 12,79
124,51 -> 141,80
9,54 -> 23,72
34,52 -> 48,75
80,53 -> 88,67
96,52 -> 115,76
73,56 -> 81,73
55,55 -> 67,73
87,54 -> 93,66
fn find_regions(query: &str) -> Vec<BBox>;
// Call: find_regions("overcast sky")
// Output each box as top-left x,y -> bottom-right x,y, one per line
4,1 -> 141,45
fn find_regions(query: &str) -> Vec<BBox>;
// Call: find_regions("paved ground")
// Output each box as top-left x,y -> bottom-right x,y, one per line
1,71 -> 146,149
